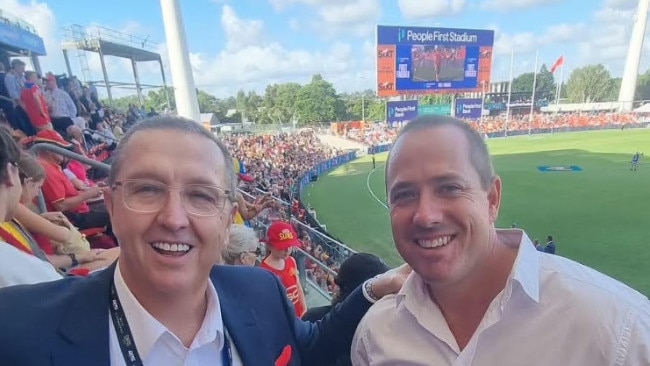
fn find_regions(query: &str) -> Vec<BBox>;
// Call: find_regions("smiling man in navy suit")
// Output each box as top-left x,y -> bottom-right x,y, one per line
0,116 -> 407,366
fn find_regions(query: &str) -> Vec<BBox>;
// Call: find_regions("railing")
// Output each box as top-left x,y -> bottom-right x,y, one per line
292,152 -> 359,261
83,128 -> 120,143
27,144 -> 110,213
367,120 -> 650,155
238,188 -> 341,306
61,23 -> 158,52
0,10 -> 38,35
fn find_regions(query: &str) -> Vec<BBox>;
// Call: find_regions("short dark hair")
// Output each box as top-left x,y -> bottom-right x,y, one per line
333,253 -> 390,305
0,126 -> 21,181
10,59 -> 25,69
386,115 -> 495,192
107,115 -> 237,201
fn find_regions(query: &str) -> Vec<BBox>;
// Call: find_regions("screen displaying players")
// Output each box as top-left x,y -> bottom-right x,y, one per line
411,45 -> 466,83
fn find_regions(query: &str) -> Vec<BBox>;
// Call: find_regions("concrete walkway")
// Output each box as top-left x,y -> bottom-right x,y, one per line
317,133 -> 366,151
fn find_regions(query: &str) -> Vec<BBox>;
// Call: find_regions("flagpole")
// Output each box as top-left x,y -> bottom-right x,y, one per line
480,81 -> 486,125
505,48 -> 514,137
529,49 -> 539,136
552,59 -> 565,134
555,59 -> 564,109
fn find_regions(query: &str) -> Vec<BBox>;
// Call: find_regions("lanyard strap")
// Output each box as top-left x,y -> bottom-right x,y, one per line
109,282 -> 232,366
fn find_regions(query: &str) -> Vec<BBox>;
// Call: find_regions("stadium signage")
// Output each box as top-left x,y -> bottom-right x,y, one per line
400,29 -> 479,43
376,25 -> 494,96
386,100 -> 419,126
455,98 -> 483,119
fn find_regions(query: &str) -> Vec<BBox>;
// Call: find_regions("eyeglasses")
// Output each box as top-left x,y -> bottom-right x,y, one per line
112,179 -> 232,217
247,248 -> 262,256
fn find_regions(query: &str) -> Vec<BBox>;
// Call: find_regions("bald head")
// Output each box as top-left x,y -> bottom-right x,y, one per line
385,115 -> 495,192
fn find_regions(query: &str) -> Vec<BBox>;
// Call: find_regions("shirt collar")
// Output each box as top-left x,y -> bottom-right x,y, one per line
113,263 -> 225,360
506,229 -> 540,303
395,229 -> 541,308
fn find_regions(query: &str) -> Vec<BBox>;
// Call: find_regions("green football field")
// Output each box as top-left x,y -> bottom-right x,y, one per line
302,128 -> 650,295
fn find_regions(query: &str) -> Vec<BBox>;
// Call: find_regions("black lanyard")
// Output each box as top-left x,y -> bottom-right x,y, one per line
109,282 -> 232,366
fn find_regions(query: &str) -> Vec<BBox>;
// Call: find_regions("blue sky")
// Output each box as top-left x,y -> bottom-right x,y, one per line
0,0 -> 644,98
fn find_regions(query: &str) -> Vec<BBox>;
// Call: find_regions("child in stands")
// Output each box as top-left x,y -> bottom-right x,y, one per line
260,221 -> 307,317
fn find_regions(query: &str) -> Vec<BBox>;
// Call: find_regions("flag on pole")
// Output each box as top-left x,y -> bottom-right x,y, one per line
550,56 -> 564,73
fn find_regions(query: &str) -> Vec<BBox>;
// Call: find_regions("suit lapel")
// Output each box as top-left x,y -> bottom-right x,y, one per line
211,267 -> 273,366
52,263 -> 116,366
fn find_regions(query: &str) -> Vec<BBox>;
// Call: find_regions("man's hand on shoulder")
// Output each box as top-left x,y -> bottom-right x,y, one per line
364,263 -> 411,302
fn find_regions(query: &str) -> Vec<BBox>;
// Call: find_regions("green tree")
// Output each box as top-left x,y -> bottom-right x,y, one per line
635,71 -> 650,101
261,82 -> 302,124
536,64 -> 556,101
293,74 -> 344,124
245,91 -> 263,122
419,95 -> 452,105
510,64 -> 556,101
512,72 -> 535,94
366,100 -> 386,121
104,95 -> 139,112
196,89 -> 219,113
565,64 -> 617,103
340,90 -> 374,121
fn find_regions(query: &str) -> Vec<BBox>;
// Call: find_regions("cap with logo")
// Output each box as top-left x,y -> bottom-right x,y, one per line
262,221 -> 302,250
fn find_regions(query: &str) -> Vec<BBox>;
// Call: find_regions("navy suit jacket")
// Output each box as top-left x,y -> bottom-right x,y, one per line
0,263 -> 371,366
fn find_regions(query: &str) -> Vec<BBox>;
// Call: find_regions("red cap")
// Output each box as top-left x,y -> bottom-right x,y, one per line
34,129 -> 72,149
262,221 -> 302,250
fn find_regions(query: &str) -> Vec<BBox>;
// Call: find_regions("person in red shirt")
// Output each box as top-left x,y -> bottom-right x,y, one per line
31,130 -> 113,242
260,221 -> 308,317
20,71 -> 52,131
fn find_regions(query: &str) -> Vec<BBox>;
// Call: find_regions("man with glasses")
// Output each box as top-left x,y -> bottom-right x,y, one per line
0,116 -> 409,366
0,127 -> 61,286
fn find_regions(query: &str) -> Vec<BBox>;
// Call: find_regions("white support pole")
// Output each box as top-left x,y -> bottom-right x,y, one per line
619,0 -> 650,112
160,0 -> 201,121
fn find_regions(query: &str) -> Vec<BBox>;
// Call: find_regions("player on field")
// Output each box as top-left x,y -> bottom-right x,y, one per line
631,151 -> 642,171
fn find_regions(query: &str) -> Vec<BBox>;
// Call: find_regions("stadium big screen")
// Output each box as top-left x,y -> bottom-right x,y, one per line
376,26 -> 495,97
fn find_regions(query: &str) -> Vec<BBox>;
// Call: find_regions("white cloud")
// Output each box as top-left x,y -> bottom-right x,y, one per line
573,0 -> 648,76
318,0 -> 379,25
185,5 -> 369,97
268,0 -> 380,38
314,0 -> 381,37
593,6 -> 635,24
481,0 -> 562,11
0,0 -> 63,73
221,5 -> 265,48
398,0 -> 466,19
603,0 -> 638,9
493,23 -> 587,57
269,0 -> 347,12
288,18 -> 301,31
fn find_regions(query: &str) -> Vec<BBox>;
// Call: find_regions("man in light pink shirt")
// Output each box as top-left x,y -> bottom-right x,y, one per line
352,116 -> 649,366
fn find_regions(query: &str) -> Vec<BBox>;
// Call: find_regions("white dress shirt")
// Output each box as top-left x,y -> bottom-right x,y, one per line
0,242 -> 62,288
44,87 -> 77,118
109,265 -> 243,366
352,230 -> 650,366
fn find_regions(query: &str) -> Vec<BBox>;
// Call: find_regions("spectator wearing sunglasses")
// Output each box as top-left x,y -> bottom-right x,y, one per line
222,224 -> 261,266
